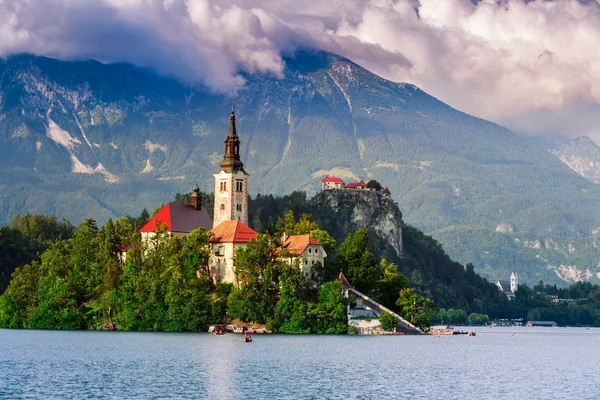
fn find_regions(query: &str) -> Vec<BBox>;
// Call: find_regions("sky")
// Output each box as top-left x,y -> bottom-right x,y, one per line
1,0 -> 600,142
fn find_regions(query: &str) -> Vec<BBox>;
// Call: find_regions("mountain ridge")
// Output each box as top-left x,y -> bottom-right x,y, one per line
1,50 -> 600,285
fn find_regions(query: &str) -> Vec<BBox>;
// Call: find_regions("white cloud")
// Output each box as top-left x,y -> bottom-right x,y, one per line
2,0 -> 600,140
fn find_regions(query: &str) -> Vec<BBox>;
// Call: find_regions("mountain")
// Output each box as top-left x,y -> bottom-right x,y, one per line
551,136 -> 600,184
1,51 -> 600,285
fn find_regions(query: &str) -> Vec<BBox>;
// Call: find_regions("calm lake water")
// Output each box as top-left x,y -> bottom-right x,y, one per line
1,327 -> 598,399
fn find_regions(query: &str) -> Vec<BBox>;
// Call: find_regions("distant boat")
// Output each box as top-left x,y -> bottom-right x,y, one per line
469,331 -> 476,337
243,335 -> 252,343
209,324 -> 227,335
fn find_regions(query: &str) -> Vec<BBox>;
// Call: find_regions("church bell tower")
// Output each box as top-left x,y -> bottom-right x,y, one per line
213,106 -> 249,227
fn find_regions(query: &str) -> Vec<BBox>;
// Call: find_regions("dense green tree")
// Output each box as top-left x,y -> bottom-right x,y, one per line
396,288 -> 435,330
468,313 -> 489,325
270,261 -> 312,333
379,311 -> 398,331
227,234 -> 284,323
0,262 -> 40,328
308,281 -> 348,334
369,259 -> 409,307
338,229 -> 382,292
366,180 -> 382,191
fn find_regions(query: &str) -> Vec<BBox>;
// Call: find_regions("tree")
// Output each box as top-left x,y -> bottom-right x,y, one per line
308,281 -> 348,334
270,261 -> 311,333
379,311 -> 398,332
227,234 -> 284,323
367,180 -> 382,191
338,229 -> 382,291
370,259 -> 408,307
396,288 -> 435,331
468,313 -> 489,325
0,262 -> 40,328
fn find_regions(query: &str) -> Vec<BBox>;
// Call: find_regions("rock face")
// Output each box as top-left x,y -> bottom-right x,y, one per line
313,189 -> 404,258
551,136 -> 600,184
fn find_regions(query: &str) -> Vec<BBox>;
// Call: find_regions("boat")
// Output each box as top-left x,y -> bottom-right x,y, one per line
468,331 -> 476,337
428,325 -> 454,335
428,329 -> 454,336
209,324 -> 227,335
243,335 -> 252,343
245,328 -> 272,334
452,330 -> 468,335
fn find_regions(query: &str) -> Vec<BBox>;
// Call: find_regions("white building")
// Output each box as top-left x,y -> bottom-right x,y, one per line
208,220 -> 258,283
321,176 -> 344,190
280,234 -> 327,281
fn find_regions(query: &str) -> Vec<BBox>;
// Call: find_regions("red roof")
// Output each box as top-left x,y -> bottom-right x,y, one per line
321,176 -> 343,184
139,203 -> 213,233
346,179 -> 367,189
337,272 -> 352,289
280,235 -> 322,255
209,220 -> 258,243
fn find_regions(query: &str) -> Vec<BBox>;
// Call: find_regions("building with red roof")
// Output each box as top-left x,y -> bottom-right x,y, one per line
208,220 -> 258,283
345,179 -> 368,190
139,183 -> 213,247
321,176 -> 344,190
279,234 -> 327,282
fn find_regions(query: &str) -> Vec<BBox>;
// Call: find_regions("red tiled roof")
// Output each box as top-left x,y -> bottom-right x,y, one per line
139,203 -> 213,233
321,176 -> 343,184
280,235 -> 321,255
346,180 -> 367,189
209,220 -> 258,243
337,272 -> 352,289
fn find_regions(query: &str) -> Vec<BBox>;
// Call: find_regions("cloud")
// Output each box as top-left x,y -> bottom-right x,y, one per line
2,0 -> 600,140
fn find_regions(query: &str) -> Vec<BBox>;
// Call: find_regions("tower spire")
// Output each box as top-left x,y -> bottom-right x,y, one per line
213,106 -> 249,228
190,179 -> 201,210
220,104 -> 245,173
228,105 -> 237,139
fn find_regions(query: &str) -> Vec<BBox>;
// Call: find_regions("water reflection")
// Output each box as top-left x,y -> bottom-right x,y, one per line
1,328 -> 600,399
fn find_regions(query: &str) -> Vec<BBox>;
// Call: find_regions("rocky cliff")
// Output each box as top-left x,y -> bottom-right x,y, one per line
311,189 -> 403,259
551,136 -> 600,184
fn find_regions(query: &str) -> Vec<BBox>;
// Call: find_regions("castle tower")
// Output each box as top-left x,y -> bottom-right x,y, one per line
213,106 -> 249,227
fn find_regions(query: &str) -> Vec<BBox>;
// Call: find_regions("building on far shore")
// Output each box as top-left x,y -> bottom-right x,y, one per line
496,272 -> 518,300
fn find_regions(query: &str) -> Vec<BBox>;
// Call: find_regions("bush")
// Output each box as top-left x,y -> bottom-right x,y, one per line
379,311 -> 398,331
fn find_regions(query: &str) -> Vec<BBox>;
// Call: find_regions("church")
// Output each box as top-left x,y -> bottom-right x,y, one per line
139,106 -> 325,284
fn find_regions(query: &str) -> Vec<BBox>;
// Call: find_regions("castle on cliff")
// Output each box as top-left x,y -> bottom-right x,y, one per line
138,107 -> 326,284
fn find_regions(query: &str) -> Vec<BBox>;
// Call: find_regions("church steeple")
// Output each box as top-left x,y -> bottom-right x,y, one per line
213,106 -> 249,228
220,105 -> 245,173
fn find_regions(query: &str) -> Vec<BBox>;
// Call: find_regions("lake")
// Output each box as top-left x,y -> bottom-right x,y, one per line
1,327 -> 598,399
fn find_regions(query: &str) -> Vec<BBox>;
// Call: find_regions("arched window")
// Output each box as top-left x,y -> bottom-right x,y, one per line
220,204 -> 225,210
